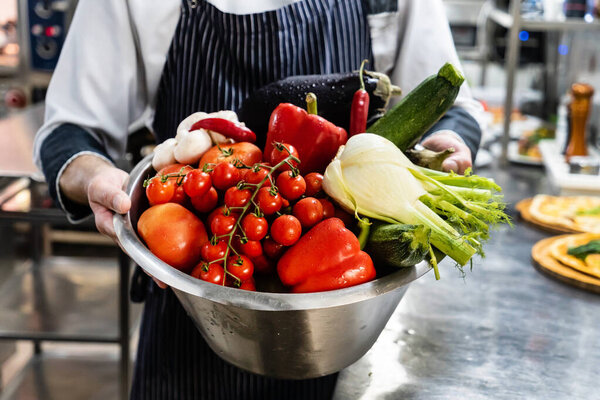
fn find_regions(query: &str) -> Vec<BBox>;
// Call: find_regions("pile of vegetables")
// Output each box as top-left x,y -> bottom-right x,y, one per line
136,62 -> 510,294
138,105 -> 372,293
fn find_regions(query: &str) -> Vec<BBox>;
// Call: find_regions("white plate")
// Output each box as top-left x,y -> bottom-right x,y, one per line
507,141 -> 544,166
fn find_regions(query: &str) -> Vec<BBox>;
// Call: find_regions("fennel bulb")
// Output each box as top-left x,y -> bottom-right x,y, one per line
323,134 -> 509,278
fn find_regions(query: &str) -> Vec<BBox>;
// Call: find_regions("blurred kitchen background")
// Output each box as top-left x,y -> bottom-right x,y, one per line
0,0 -> 599,399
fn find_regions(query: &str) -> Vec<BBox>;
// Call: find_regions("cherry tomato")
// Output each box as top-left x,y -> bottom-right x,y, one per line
239,277 -> 256,291
191,262 -> 225,285
183,169 -> 212,197
212,162 -> 241,190
224,187 -> 252,208
170,184 -> 188,205
207,206 -> 227,231
269,143 -> 299,172
270,215 -> 302,246
236,238 -> 263,258
241,214 -> 268,241
304,172 -> 323,197
158,164 -> 193,177
211,210 -> 237,236
146,164 -> 192,205
146,178 -> 176,206
199,142 -> 262,168
263,238 -> 286,260
244,164 -> 271,188
256,187 -> 282,215
276,171 -> 306,201
227,255 -> 254,281
318,198 -> 335,219
200,240 -> 228,262
138,203 -> 209,272
251,254 -> 274,274
293,197 -> 324,228
190,186 -> 218,213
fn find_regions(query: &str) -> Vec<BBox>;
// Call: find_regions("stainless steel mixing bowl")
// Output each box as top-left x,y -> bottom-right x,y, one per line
114,155 -> 431,379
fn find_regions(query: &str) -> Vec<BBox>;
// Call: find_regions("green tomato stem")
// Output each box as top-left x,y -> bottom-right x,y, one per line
219,149 -> 299,286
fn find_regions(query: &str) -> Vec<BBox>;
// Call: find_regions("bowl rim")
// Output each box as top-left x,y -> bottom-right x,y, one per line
114,155 -> 432,311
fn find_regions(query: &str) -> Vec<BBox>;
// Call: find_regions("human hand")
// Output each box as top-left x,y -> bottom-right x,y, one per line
86,165 -> 131,240
60,155 -> 167,289
420,130 -> 472,174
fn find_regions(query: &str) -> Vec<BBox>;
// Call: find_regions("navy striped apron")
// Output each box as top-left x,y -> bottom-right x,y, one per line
132,1 -> 372,398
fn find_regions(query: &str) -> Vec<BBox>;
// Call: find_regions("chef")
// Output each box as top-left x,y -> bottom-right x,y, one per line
33,0 -> 483,398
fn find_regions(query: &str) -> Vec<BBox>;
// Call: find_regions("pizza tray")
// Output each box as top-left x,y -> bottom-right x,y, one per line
516,198 -> 580,234
531,235 -> 600,294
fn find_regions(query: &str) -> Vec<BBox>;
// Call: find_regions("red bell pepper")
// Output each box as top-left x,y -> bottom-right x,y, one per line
265,94 -> 347,174
277,218 -> 376,293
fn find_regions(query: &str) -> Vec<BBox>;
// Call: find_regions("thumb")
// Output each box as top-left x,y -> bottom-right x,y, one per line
111,191 -> 132,214
441,159 -> 459,173
87,171 -> 131,214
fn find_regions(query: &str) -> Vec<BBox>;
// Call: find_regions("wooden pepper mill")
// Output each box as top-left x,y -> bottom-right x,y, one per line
565,83 -> 594,162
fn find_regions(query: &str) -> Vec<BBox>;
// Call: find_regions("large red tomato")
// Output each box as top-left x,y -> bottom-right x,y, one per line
137,203 -> 208,272
199,142 -> 262,168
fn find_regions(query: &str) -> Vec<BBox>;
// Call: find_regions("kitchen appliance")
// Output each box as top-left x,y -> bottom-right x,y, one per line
0,0 -> 77,117
444,0 -> 491,51
114,155 -> 432,379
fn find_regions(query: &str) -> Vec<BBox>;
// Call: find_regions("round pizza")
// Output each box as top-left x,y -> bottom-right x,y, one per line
529,195 -> 600,233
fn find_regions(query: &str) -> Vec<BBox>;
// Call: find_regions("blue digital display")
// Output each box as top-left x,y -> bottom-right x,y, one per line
558,44 -> 569,55
518,31 -> 530,42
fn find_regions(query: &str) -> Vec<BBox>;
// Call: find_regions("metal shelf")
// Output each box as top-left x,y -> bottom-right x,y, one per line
489,8 -> 600,31
487,3 -> 600,163
0,257 -> 141,342
0,352 -> 120,400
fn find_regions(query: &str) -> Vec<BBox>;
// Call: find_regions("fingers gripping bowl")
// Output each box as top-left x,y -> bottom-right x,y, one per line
114,154 -> 431,379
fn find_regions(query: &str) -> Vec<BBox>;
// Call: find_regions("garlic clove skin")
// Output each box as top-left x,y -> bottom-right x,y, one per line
177,111 -> 238,145
173,129 -> 213,165
167,110 -> 244,167
177,112 -> 209,135
152,138 -> 178,171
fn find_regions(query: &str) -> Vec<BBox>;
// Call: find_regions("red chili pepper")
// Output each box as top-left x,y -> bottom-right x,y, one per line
265,93 -> 347,174
349,60 -> 370,137
277,218 -> 376,293
190,118 -> 257,143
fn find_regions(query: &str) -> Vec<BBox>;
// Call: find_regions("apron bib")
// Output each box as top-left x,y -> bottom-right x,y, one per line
152,0 -> 372,143
132,1 -> 372,399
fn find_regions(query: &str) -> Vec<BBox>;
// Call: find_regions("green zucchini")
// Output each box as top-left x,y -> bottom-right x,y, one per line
365,222 -> 431,268
367,62 -> 465,151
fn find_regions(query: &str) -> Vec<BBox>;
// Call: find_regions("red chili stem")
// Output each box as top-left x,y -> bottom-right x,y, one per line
190,118 -> 257,143
358,59 -> 368,91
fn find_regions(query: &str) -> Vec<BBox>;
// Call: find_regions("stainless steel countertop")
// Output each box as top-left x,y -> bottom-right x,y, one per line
334,163 -> 600,399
